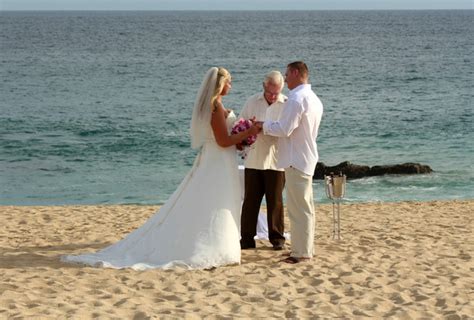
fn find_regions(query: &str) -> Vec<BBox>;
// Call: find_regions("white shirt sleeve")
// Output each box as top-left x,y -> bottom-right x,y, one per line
263,99 -> 303,137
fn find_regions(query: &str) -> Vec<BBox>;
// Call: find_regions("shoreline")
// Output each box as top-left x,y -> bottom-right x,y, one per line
3,197 -> 473,207
1,200 -> 472,318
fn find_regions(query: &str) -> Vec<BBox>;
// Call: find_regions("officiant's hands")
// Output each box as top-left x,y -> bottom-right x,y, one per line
248,117 -> 262,136
253,121 -> 264,131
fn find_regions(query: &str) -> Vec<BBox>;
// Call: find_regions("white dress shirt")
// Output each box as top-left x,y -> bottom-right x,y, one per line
263,84 -> 323,176
240,92 -> 287,171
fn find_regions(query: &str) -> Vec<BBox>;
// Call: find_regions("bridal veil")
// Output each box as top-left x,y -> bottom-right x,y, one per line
190,67 -> 218,149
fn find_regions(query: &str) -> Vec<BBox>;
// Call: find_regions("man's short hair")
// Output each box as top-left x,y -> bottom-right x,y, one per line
287,61 -> 309,79
263,71 -> 284,90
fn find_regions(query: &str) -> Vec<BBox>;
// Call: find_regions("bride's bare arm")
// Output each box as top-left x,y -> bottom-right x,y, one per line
211,102 -> 259,148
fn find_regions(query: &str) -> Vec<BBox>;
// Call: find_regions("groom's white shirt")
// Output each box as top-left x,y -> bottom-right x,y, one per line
263,84 -> 323,176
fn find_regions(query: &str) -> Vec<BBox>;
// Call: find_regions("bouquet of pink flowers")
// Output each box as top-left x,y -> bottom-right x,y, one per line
231,118 -> 257,159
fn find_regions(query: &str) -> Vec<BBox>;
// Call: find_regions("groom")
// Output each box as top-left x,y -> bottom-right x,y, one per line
256,61 -> 323,264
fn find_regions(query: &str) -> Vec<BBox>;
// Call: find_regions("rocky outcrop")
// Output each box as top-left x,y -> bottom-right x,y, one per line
314,161 -> 370,179
369,163 -> 433,176
313,161 -> 433,179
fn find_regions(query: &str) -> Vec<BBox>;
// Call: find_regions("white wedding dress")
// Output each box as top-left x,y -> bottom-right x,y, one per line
63,111 -> 242,270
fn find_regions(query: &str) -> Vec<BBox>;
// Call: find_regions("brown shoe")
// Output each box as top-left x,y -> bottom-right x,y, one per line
273,244 -> 284,251
281,256 -> 311,264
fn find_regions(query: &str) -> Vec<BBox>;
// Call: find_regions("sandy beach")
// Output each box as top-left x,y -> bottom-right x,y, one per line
0,200 -> 472,319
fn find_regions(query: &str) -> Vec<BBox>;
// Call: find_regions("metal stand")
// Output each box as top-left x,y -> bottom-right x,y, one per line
332,201 -> 342,240
325,173 -> 346,240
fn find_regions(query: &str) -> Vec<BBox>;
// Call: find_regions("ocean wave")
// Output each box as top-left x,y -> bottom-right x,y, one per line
405,76 -> 427,82
77,128 -> 117,137
396,186 -> 438,191
38,167 -> 75,174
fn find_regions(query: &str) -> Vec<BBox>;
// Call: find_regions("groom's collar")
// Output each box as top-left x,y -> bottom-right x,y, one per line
290,83 -> 311,94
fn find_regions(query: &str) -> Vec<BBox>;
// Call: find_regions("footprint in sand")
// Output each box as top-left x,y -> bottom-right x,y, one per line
157,294 -> 181,302
389,292 -> 405,305
113,298 -> 128,307
284,310 -> 297,318
353,309 -> 371,317
72,299 -> 85,306
330,293 -> 341,304
352,266 -> 364,273
443,311 -> 462,320
310,278 -> 324,286
328,277 -> 342,286
93,301 -> 103,307
435,298 -> 446,307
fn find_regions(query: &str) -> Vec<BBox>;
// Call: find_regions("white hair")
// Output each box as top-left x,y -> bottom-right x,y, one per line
263,70 -> 284,90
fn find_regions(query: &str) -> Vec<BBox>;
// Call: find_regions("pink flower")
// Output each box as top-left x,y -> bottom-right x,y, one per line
231,118 -> 257,147
231,118 -> 257,159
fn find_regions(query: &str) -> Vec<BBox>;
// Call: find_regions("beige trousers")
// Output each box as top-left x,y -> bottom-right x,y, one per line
285,167 -> 315,258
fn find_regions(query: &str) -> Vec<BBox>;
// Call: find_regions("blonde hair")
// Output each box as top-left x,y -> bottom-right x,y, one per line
210,67 -> 231,110
263,70 -> 284,91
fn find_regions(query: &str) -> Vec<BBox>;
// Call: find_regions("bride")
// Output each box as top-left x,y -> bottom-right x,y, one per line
62,67 -> 260,270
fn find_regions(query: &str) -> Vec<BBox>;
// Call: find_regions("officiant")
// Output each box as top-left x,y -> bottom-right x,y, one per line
240,71 -> 288,250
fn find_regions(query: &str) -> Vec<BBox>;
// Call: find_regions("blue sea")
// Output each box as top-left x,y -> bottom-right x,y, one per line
1,10 -> 473,205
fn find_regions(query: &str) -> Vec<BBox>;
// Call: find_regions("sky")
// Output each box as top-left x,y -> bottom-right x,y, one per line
1,0 -> 472,11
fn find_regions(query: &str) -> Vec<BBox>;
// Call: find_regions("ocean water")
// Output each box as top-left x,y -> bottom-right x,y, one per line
1,10 -> 473,205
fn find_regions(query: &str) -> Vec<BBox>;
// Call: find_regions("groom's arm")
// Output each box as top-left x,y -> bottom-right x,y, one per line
262,100 -> 302,137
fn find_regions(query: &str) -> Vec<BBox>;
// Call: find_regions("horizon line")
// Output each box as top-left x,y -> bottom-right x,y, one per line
2,8 -> 472,12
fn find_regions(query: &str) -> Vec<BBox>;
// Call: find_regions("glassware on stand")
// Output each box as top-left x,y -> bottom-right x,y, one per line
325,172 -> 346,240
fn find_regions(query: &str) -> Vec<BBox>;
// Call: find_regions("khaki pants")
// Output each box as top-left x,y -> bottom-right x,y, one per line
285,167 -> 315,258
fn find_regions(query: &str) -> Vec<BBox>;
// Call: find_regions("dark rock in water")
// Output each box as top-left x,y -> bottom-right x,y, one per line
368,163 -> 433,176
313,161 -> 433,179
314,161 -> 370,179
